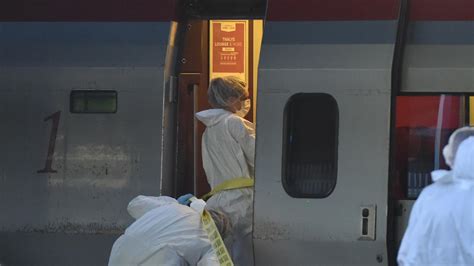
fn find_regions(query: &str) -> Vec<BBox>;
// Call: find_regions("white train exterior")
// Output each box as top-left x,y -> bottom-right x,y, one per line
0,0 -> 472,265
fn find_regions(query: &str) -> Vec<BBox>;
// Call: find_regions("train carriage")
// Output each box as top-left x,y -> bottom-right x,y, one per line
0,0 -> 472,265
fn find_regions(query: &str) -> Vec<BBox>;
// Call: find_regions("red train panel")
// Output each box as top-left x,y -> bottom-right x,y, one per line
1,0 -> 473,21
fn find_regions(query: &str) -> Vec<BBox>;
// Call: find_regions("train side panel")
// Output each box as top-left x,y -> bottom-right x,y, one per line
0,22 -> 169,265
253,20 -> 396,265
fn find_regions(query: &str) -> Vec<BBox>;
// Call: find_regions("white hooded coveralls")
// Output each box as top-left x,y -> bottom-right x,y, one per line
397,137 -> 474,266
195,108 -> 255,266
108,196 -> 218,266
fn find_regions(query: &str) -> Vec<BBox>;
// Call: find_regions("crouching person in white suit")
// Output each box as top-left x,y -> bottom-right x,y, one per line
108,195 -> 231,266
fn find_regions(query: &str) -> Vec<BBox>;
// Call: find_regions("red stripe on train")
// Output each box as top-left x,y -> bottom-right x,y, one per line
0,0 -> 176,21
266,0 -> 399,21
267,0 -> 474,21
410,0 -> 474,20
1,0 -> 472,21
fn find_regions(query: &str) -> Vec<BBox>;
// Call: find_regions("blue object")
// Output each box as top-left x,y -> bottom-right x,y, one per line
177,193 -> 194,206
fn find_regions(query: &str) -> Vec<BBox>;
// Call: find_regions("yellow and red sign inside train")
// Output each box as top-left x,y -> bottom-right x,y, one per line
210,20 -> 248,84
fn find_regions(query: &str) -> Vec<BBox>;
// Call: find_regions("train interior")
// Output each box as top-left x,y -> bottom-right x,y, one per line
172,18 -> 264,198
392,95 -> 474,246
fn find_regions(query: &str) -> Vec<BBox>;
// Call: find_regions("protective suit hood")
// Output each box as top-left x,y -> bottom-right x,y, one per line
452,136 -> 474,182
431,136 -> 474,184
195,109 -> 232,127
127,195 -> 177,219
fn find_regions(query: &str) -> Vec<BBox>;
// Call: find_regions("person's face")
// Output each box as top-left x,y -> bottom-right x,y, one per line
228,91 -> 249,113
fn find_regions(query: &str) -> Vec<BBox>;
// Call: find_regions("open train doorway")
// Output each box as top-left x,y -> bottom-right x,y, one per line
172,19 -> 263,199
390,95 -> 474,258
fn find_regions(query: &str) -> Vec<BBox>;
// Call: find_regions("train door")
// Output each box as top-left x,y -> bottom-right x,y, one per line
388,0 -> 474,262
253,8 -> 397,266
162,20 -> 210,197
171,19 -> 263,198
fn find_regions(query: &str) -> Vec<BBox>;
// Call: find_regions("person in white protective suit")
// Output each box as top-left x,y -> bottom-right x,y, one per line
397,126 -> 474,266
108,195 -> 230,266
194,76 -> 255,266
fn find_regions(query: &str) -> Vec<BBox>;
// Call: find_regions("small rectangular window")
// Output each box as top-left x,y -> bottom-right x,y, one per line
283,93 -> 339,198
70,90 -> 117,113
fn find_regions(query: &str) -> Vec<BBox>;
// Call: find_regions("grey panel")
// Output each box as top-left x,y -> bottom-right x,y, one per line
259,45 -> 395,69
402,21 -> 474,93
263,21 -> 474,45
0,232 -> 118,266
254,20 -> 395,265
0,22 -> 169,264
0,22 -> 168,67
402,45 -> 474,92
254,67 -> 392,265
0,67 -> 163,232
407,21 -> 474,45
0,67 -> 164,263
264,21 -> 397,44
404,45 -> 474,68
254,240 -> 387,266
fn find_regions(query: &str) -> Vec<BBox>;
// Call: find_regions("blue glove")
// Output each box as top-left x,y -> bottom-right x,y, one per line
177,193 -> 194,206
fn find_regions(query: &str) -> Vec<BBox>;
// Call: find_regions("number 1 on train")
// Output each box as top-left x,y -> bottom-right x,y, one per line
37,111 -> 61,173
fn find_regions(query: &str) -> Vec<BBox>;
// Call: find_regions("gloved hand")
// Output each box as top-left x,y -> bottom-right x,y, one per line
177,193 -> 194,206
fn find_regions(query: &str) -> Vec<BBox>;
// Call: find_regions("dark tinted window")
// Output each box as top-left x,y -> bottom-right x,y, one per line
70,90 -> 117,113
283,93 -> 339,198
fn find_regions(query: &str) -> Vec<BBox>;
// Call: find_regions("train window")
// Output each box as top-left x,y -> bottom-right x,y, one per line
393,95 -> 472,199
70,90 -> 117,113
282,93 -> 339,198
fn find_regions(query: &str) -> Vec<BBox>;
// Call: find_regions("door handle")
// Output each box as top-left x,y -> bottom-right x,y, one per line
359,205 -> 376,241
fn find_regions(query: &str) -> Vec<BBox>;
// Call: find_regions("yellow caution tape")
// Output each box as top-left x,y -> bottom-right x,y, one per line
201,209 -> 234,266
189,197 -> 234,266
189,177 -> 253,265
202,177 -> 254,201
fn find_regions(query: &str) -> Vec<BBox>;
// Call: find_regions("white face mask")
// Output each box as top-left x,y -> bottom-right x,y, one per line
235,99 -> 251,118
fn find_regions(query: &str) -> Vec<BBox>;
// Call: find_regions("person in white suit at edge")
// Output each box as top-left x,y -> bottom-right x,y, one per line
397,127 -> 474,266
193,76 -> 256,266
